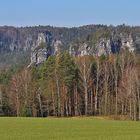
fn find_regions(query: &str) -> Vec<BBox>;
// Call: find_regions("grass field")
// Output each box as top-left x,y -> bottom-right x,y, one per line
0,117 -> 140,140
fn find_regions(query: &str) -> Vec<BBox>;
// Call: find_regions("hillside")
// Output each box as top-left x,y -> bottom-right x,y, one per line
1,24 -> 140,68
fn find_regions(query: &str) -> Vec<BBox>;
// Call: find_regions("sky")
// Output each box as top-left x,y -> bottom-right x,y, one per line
0,0 -> 140,27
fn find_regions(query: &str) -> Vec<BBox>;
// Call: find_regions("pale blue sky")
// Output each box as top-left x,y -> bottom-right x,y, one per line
0,0 -> 140,27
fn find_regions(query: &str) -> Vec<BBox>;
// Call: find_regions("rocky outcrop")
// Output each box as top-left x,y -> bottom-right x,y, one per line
69,34 -> 135,57
28,31 -> 64,67
28,31 -> 53,67
121,35 -> 134,52
0,27 -> 34,53
53,40 -> 62,55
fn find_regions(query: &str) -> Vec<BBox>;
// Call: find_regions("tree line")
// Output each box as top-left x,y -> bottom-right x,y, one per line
0,52 -> 140,120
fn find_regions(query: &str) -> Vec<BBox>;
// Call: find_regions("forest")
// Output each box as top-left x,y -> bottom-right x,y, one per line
0,51 -> 140,121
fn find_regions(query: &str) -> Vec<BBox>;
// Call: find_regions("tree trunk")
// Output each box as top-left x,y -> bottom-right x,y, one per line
51,85 -> 56,116
83,61 -> 88,116
38,92 -> 43,117
90,89 -> 94,115
138,89 -> 140,121
85,85 -> 88,116
16,88 -> 20,117
55,69 -> 61,117
104,62 -> 109,116
74,83 -> 78,116
115,74 -> 118,116
129,99 -> 132,119
95,58 -> 99,115
133,99 -> 137,121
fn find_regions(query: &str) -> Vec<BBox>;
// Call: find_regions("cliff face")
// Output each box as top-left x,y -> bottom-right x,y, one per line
69,34 -> 135,57
0,25 -> 100,53
30,31 -> 52,65
0,27 -> 34,52
0,25 -> 140,68
28,31 -> 63,67
28,31 -> 136,67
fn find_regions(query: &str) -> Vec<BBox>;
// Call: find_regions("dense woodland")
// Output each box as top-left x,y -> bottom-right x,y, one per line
0,25 -> 140,120
0,51 -> 140,121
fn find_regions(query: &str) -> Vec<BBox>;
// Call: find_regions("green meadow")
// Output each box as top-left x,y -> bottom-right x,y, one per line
0,117 -> 140,140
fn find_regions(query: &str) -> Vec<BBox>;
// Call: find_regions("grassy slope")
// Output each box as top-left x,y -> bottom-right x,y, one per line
0,117 -> 140,140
